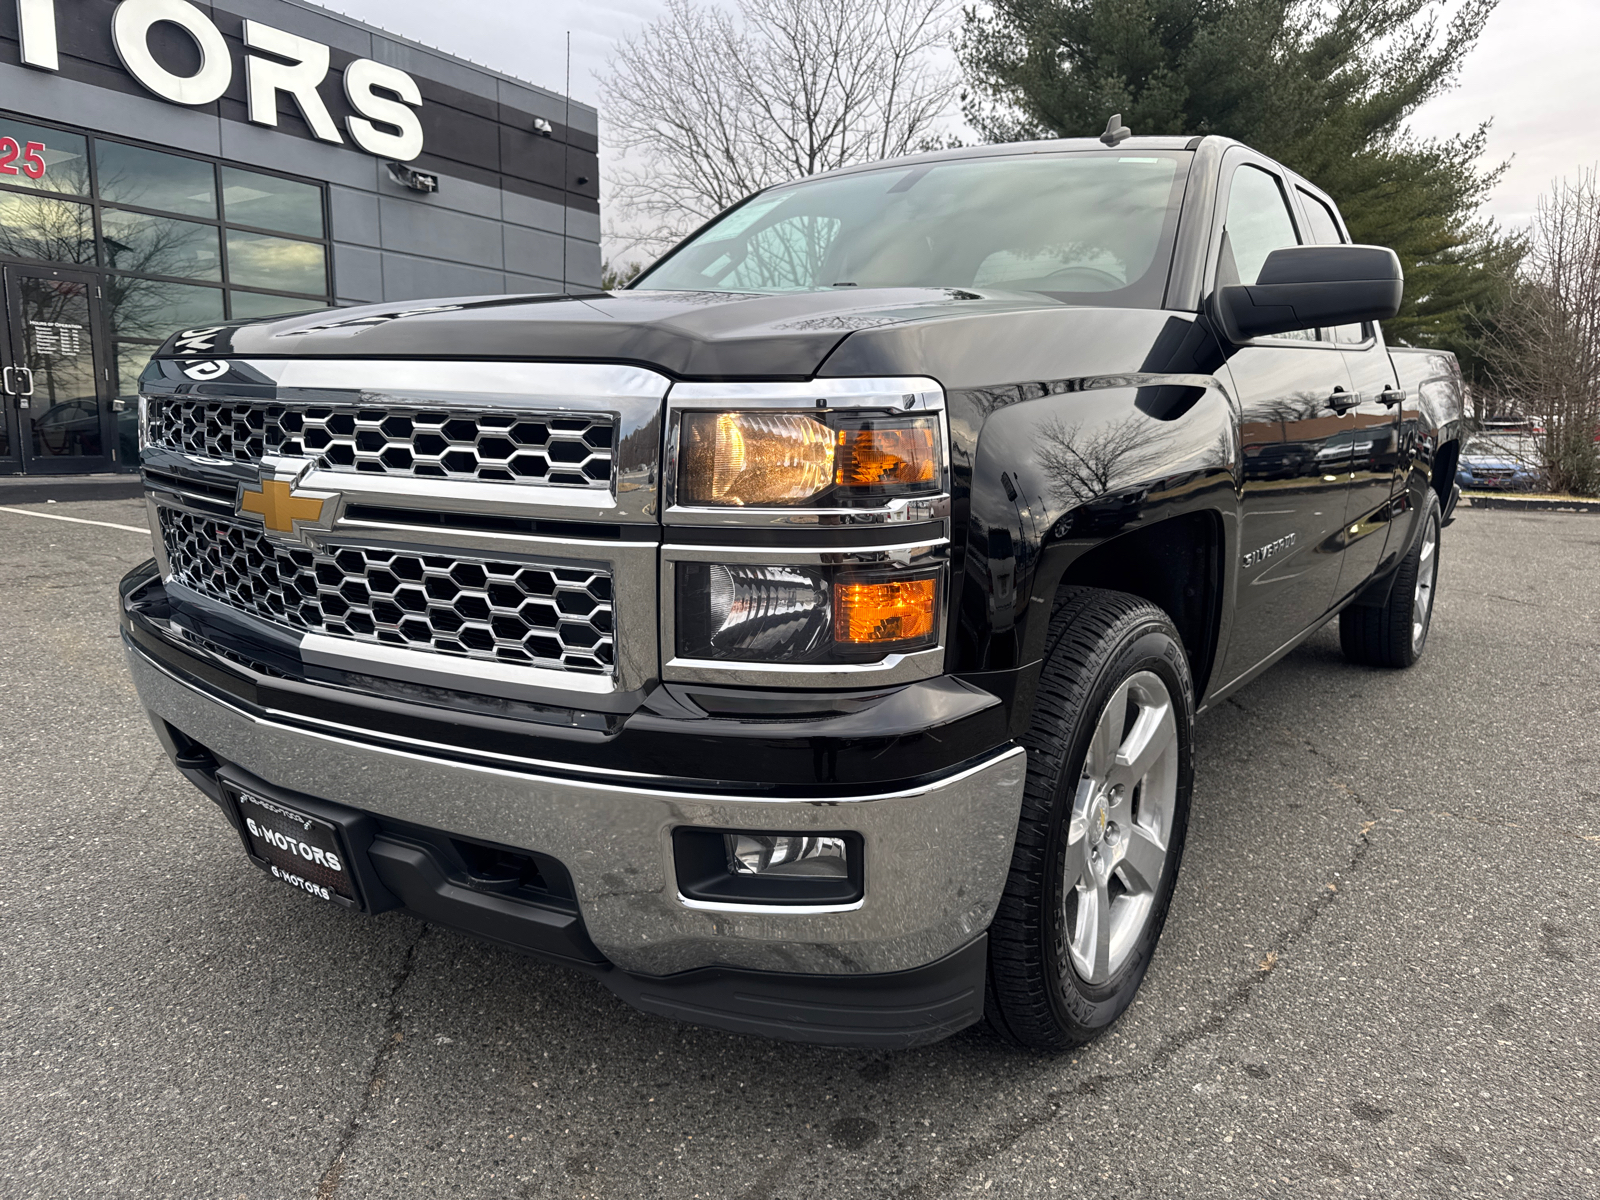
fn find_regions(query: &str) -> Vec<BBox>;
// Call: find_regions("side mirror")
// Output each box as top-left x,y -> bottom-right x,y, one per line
1211,245 -> 1403,343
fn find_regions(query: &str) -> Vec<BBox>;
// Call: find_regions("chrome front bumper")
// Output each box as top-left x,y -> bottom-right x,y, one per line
126,639 -> 1026,977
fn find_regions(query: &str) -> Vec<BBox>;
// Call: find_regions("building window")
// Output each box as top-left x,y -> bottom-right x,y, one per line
221,167 -> 324,239
0,112 -> 334,400
0,191 -> 96,265
96,142 -> 218,218
224,229 -> 327,294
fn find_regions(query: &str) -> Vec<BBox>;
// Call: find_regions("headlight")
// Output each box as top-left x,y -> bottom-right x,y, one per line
678,411 -> 942,507
677,562 -> 940,663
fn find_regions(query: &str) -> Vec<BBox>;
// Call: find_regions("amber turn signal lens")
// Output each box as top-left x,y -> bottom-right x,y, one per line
833,577 -> 937,645
680,412 -> 834,506
836,421 -> 939,489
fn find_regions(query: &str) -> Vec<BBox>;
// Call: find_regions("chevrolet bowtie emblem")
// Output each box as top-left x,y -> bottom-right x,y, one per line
239,479 -> 327,533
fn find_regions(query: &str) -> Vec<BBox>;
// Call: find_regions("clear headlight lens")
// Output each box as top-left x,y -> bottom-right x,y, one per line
677,563 -> 939,662
681,412 -> 834,506
678,412 -> 942,507
702,563 -> 832,661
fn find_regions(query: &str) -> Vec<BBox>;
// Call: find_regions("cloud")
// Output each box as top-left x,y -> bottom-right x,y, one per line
314,0 -> 1598,246
1407,0 -> 1600,227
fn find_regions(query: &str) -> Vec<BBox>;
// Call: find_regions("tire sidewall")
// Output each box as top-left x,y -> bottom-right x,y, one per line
1038,621 -> 1195,1036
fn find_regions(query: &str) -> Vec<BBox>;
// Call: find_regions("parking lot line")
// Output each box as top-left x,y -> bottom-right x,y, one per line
0,505 -> 148,535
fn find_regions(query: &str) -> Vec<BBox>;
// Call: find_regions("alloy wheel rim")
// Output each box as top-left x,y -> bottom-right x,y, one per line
1412,517 -> 1439,652
1059,670 -> 1180,986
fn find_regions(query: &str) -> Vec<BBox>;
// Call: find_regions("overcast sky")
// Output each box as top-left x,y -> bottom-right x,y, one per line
317,0 -> 1598,240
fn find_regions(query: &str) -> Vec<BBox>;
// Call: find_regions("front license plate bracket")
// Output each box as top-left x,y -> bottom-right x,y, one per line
218,768 -> 396,913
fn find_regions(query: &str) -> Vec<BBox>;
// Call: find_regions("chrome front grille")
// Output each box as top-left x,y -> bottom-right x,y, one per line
158,509 -> 615,675
146,398 -> 615,488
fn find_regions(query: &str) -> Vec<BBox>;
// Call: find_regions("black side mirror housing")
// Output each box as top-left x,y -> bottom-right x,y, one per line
1211,245 -> 1403,343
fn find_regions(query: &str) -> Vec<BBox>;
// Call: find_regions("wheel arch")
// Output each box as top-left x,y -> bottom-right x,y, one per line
1036,510 -> 1228,704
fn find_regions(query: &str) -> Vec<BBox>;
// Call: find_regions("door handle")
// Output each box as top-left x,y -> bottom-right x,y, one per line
1326,388 -> 1361,414
1,366 -> 14,397
1377,387 -> 1407,407
8,367 -> 34,408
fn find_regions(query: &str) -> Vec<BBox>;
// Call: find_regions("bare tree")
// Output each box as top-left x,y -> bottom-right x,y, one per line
1036,414 -> 1177,506
601,0 -> 958,257
1482,168 -> 1600,495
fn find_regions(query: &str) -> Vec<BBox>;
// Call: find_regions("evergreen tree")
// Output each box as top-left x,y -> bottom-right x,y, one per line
959,0 -> 1521,348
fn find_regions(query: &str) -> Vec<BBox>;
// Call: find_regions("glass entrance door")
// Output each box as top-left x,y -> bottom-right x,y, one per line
1,264 -> 114,474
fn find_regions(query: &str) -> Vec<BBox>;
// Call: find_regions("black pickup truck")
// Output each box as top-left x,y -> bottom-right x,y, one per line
120,134 -> 1463,1050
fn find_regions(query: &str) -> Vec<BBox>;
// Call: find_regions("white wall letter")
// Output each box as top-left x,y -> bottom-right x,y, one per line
17,0 -> 58,70
110,0 -> 231,106
243,20 -> 341,144
343,59 -> 424,162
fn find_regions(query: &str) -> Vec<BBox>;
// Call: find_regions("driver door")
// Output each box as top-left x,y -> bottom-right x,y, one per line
1212,156 -> 1359,687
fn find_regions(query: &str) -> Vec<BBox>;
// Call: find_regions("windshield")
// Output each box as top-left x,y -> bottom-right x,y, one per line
635,152 -> 1192,307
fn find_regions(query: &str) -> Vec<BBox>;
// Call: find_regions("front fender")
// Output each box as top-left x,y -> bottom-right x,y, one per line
957,375 -> 1239,675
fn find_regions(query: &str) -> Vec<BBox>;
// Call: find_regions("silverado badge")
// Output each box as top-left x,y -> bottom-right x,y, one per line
238,458 -> 338,540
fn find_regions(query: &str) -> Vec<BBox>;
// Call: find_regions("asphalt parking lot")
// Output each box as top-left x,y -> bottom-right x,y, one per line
1,497 -> 1595,1200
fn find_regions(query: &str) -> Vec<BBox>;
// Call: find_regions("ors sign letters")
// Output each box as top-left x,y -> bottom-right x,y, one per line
13,0 -> 425,160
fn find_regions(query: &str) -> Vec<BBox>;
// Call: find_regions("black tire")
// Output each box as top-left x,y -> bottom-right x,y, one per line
1339,491 -> 1442,669
986,587 -> 1195,1051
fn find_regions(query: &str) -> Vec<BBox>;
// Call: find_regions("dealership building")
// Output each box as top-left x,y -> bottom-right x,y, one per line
1,0 -> 601,475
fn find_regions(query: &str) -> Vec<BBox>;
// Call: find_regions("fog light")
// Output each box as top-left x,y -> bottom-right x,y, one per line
673,827 -> 863,906
727,833 -> 849,878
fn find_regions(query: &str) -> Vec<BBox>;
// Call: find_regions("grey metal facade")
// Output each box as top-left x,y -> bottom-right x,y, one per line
0,0 -> 602,304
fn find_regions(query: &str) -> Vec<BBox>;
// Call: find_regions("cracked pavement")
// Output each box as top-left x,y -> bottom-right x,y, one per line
1,498 -> 1596,1199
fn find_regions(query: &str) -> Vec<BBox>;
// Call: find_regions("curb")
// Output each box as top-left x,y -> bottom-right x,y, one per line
1468,495 -> 1600,514
0,474 -> 145,505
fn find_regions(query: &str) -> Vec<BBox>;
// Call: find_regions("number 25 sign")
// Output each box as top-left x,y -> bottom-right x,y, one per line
0,138 -> 48,180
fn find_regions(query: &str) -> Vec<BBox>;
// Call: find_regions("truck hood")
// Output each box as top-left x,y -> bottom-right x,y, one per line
155,288 -> 1066,379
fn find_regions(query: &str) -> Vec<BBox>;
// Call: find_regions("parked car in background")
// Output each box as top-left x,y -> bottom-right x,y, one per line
1479,417 -> 1543,436
1457,436 -> 1538,491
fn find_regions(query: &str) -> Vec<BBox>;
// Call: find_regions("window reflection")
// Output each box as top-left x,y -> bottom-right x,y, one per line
95,141 -> 217,218
0,119 -> 90,196
222,167 -> 324,238
225,230 -> 326,294
19,275 -> 102,458
229,290 -> 328,320
101,209 -> 222,280
104,277 -> 225,340
115,343 -> 156,393
0,191 -> 95,264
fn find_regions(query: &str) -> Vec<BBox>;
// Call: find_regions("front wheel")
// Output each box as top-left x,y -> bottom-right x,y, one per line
1340,491 -> 1442,669
986,588 -> 1195,1051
